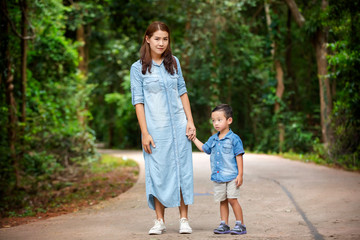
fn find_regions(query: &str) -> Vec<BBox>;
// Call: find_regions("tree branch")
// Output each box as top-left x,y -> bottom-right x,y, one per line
284,0 -> 305,27
249,4 -> 264,26
0,4 -> 36,40
19,0 -> 36,37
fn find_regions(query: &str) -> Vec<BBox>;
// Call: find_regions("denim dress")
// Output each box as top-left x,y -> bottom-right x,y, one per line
130,56 -> 194,210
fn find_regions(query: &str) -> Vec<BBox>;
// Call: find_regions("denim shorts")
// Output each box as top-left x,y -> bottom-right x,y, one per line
213,178 -> 240,202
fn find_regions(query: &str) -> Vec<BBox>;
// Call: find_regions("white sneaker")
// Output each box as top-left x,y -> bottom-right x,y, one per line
149,219 -> 166,235
179,218 -> 192,234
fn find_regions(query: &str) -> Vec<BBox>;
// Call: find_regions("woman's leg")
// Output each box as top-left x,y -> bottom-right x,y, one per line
149,197 -> 166,235
178,190 -> 192,234
154,197 -> 165,221
178,190 -> 188,219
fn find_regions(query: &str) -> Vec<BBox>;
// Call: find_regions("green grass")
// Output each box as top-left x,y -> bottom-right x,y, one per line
246,149 -> 333,167
90,154 -> 138,173
277,151 -> 328,165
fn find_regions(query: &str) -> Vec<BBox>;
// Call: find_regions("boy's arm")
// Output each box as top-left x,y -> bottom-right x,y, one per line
192,137 -> 204,152
235,154 -> 244,187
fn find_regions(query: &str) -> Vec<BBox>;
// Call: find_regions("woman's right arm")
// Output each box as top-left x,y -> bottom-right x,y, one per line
135,103 -> 155,154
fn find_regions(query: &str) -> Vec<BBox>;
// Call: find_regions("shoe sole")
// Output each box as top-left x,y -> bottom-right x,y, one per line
149,229 -> 166,235
230,231 -> 247,235
214,231 -> 231,234
179,230 -> 192,234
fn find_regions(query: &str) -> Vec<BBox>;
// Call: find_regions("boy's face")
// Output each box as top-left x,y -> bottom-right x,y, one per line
211,111 -> 233,133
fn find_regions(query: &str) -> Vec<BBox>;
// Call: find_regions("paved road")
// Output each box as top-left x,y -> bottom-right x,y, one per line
1,150 -> 359,240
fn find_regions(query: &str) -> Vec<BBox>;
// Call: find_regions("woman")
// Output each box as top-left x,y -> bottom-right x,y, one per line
130,21 -> 196,235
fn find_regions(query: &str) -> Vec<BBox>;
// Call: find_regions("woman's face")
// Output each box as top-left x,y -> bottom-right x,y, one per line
146,30 -> 169,59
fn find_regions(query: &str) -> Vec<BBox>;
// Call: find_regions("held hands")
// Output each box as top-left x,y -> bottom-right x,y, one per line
142,133 -> 155,154
186,121 -> 196,141
235,174 -> 243,187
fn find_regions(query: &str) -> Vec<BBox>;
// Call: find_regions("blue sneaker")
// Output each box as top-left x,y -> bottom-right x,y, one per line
214,222 -> 230,234
230,222 -> 247,235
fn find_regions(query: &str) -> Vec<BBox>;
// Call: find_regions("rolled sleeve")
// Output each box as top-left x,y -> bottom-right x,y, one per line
233,136 -> 245,156
130,63 -> 144,106
202,137 -> 213,154
174,56 -> 187,96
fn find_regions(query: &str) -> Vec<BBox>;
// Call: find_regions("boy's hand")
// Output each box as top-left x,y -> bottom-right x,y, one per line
235,175 -> 243,187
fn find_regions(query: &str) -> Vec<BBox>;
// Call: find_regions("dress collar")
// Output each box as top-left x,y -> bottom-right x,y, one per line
152,59 -> 163,67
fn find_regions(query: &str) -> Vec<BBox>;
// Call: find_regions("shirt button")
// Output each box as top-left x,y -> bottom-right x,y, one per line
217,171 -> 219,173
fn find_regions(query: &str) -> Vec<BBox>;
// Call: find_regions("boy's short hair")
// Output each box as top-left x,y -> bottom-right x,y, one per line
212,104 -> 233,119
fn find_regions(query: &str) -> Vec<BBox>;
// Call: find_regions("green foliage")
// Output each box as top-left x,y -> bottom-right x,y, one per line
326,1 -> 360,169
88,35 -> 139,148
0,0 -> 98,214
103,74 -> 139,148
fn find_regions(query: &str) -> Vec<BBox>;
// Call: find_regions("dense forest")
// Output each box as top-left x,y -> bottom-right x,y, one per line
1,0 -> 359,213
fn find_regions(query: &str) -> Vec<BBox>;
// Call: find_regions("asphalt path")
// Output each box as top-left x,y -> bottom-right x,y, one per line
1,150 -> 359,240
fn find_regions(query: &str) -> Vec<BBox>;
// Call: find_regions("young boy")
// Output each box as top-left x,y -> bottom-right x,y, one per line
192,104 -> 247,235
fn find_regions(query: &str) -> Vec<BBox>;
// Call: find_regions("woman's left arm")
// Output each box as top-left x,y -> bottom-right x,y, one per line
180,93 -> 196,141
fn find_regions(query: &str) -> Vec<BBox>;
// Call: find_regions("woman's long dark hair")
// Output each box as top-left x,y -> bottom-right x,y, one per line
140,21 -> 178,75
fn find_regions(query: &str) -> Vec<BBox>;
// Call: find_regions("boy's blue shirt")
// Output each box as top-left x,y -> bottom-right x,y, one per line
202,129 -> 245,183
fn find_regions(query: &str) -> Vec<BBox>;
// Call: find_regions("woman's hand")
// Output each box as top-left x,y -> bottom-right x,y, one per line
142,133 -> 155,154
186,121 -> 196,141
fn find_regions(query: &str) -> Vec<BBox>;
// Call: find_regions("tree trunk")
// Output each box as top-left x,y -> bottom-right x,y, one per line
274,60 -> 285,113
314,26 -> 332,146
284,0 -> 333,147
1,0 -> 20,187
210,2 -> 220,108
77,24 -> 87,74
108,122 -> 114,148
182,9 -> 191,77
316,0 -> 332,146
284,0 -> 305,27
265,1 -> 285,152
286,7 -> 299,110
19,0 -> 28,161
20,0 -> 28,124
76,23 -> 90,127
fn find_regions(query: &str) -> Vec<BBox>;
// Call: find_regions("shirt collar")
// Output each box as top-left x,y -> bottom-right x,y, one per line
215,129 -> 233,141
152,59 -> 163,67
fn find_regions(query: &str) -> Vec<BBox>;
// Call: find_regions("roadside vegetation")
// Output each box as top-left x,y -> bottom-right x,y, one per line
0,154 -> 138,228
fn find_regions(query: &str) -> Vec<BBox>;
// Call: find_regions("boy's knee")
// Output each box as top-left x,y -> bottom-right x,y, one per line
220,199 -> 228,204
227,198 -> 238,205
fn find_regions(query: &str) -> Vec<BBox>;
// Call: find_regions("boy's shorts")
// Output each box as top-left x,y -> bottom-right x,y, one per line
213,178 -> 240,202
